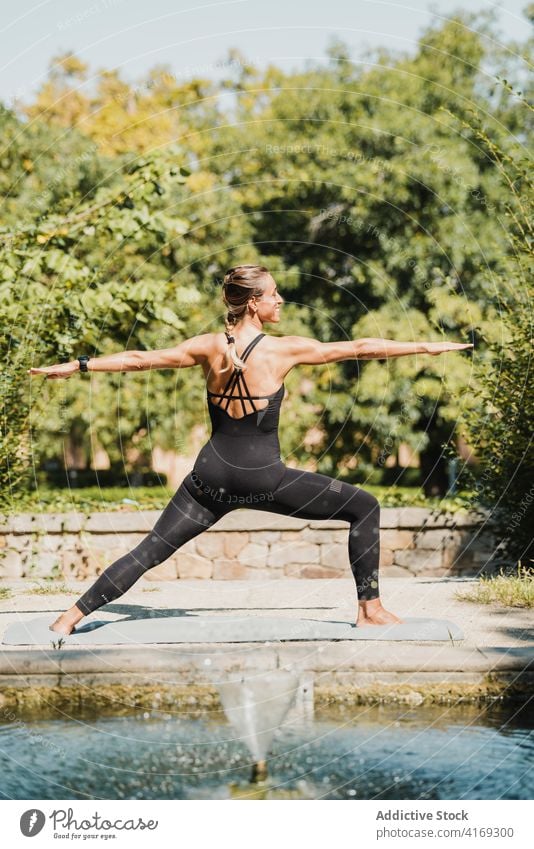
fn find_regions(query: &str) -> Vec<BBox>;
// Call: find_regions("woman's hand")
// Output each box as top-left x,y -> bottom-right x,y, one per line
424,341 -> 474,356
27,361 -> 79,379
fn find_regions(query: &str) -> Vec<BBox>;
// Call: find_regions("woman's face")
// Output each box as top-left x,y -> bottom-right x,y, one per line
255,276 -> 284,324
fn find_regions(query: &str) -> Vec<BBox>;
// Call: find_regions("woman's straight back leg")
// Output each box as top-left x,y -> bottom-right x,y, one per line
74,480 -> 227,616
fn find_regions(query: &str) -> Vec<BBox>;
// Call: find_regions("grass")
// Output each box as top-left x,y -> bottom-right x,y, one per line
0,586 -> 13,600
27,580 -> 78,596
1,484 -> 477,514
455,563 -> 534,608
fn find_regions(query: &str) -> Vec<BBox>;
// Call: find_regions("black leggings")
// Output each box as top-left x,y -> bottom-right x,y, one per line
75,467 -> 381,615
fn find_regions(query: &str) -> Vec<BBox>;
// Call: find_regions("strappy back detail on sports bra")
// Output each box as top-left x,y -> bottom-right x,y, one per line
207,332 -> 282,419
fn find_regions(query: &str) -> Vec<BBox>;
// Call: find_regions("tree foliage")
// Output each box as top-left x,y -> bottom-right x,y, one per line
0,12 -> 531,530
444,83 -> 533,569
0,128 -> 192,505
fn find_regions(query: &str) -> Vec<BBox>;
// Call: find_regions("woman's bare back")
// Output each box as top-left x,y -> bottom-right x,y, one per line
201,331 -> 289,420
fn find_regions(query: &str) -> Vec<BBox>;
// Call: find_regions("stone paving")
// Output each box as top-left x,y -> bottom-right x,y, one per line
0,577 -> 531,698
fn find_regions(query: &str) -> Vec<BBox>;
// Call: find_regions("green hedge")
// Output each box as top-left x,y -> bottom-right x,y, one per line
1,485 -> 477,515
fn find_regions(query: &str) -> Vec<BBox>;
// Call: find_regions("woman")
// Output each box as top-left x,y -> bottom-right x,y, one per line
28,264 -> 473,635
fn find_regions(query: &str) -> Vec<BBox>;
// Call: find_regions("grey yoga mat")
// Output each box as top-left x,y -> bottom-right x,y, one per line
2,614 -> 464,645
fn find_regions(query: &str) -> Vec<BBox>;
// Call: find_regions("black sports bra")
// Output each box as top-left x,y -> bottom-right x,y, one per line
206,332 -> 284,420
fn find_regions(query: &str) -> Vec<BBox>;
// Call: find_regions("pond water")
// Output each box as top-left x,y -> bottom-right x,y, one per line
0,700 -> 531,800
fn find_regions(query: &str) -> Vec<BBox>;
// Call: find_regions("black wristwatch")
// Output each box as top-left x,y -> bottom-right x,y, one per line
77,356 -> 91,373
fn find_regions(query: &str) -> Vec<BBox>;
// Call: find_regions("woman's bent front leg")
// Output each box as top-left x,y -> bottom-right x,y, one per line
260,466 -> 403,626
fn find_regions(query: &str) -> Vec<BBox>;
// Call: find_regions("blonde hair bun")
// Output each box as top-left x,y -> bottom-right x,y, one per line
220,265 -> 270,372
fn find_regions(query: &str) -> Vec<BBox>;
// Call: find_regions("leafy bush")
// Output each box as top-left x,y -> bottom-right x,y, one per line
0,127 -> 191,510
445,84 -> 533,570
5,484 -> 475,515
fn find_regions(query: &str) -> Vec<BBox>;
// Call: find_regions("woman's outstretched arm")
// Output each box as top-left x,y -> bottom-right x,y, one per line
27,334 -> 210,379
283,336 -> 473,367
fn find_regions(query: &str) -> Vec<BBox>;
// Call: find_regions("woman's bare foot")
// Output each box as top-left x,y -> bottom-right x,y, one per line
49,604 -> 85,636
356,597 -> 404,627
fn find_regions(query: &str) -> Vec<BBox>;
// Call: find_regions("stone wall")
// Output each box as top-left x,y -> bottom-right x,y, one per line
0,507 -> 501,582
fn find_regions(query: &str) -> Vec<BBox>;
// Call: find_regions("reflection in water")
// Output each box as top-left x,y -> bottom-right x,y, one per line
0,700 -> 532,800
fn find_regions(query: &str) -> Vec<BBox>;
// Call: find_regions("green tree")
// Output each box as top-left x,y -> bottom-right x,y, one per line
200,14 -> 514,489
2,11 -> 531,510
445,82 -> 533,569
0,120 -> 192,507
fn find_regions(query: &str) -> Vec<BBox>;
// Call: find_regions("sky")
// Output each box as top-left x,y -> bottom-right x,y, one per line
1,0 -> 530,106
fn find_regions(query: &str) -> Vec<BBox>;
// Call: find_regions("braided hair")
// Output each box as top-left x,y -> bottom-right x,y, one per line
221,264 -> 271,372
